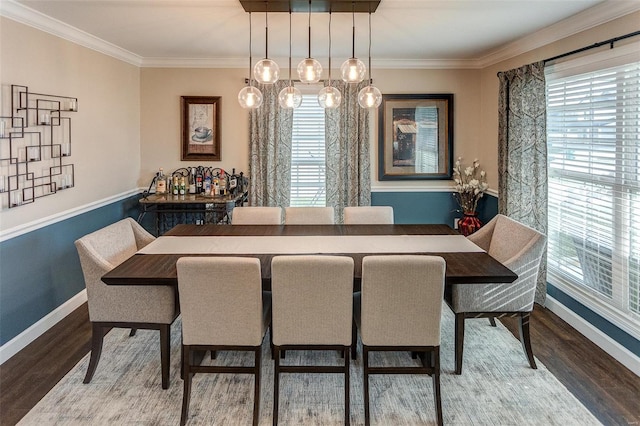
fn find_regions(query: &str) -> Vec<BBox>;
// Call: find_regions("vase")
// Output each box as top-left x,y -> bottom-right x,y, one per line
459,212 -> 482,236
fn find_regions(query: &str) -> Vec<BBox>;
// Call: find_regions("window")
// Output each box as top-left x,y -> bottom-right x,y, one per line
545,43 -> 640,338
290,92 -> 326,206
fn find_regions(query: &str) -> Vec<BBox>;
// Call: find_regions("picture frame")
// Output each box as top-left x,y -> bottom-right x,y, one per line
378,93 -> 453,180
181,96 -> 221,161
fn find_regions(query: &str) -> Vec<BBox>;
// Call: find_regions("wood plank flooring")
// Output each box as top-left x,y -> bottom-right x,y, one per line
1,303 -> 638,426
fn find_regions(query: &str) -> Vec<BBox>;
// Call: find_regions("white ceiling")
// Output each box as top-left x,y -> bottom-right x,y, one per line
3,0 -> 639,68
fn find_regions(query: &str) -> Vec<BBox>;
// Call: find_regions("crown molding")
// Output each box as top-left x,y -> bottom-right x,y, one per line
477,1 -> 640,68
0,0 -> 143,67
2,0 -> 638,70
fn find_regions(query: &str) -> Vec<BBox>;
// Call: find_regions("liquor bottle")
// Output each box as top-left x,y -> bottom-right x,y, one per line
196,167 -> 203,193
188,168 -> 196,194
172,175 -> 179,195
203,169 -> 212,195
179,176 -> 186,195
156,168 -> 167,194
213,175 -> 220,196
219,170 -> 227,196
229,168 -> 237,195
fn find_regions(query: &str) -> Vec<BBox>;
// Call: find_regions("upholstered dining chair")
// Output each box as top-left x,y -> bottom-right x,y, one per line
271,255 -> 354,425
354,255 -> 446,426
444,214 -> 547,374
74,217 -> 179,389
284,206 -> 335,224
176,256 -> 270,426
231,206 -> 282,225
343,206 -> 394,224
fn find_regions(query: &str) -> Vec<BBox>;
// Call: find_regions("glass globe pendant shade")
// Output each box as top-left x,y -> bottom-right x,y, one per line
318,86 -> 342,109
297,58 -> 323,84
254,58 -> 280,84
340,58 -> 366,83
358,84 -> 382,109
278,85 -> 303,109
238,85 -> 263,109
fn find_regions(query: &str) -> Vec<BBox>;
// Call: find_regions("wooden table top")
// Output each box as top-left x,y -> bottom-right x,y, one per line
102,224 -> 517,287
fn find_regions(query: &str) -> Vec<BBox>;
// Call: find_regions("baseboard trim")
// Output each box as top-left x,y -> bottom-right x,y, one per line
546,295 -> 640,377
0,289 -> 87,365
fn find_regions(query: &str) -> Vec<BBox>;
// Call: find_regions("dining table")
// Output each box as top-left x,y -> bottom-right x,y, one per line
102,224 -> 517,289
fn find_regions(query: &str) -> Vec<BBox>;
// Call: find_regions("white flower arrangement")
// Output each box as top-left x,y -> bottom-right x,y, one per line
453,157 -> 489,214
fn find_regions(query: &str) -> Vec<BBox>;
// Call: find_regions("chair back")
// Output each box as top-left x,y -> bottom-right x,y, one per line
75,218 -> 175,323
271,255 -> 354,345
359,255 -> 446,347
485,215 -> 546,266
284,207 -> 335,225
231,206 -> 282,225
177,257 -> 266,346
343,206 -> 394,224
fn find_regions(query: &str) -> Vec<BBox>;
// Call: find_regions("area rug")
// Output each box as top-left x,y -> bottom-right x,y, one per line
18,307 -> 601,425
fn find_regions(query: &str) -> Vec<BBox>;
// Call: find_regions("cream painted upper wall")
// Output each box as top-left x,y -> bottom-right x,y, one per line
0,18 -> 141,231
140,67 -> 482,192
478,11 -> 640,190
140,68 -> 250,187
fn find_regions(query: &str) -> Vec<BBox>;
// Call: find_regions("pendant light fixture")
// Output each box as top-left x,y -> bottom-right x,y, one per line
254,3 -> 279,84
340,2 -> 366,83
279,11 -> 303,109
358,10 -> 382,109
318,11 -> 341,109
297,0 -> 322,84
238,12 -> 263,109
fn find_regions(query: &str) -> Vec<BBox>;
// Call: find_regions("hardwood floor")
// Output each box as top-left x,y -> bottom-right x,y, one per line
1,303 -> 638,426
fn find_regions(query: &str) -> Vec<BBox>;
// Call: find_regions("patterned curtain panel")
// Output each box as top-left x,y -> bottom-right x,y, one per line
248,81 -> 293,207
498,61 -> 548,305
325,80 -> 371,223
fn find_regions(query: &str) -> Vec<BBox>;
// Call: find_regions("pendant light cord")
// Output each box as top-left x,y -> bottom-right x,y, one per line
307,0 -> 312,58
264,2 -> 269,58
248,12 -> 253,86
288,10 -> 292,84
351,2 -> 355,58
328,11 -> 332,85
368,10 -> 372,84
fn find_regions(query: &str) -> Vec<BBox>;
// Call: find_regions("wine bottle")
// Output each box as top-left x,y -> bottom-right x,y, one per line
219,170 -> 227,196
204,169 -> 212,195
196,167 -> 203,193
179,176 -> 186,195
229,168 -> 237,195
172,175 -> 179,195
156,168 -> 167,194
188,167 -> 196,194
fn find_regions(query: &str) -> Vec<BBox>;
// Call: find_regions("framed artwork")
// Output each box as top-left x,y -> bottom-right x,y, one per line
378,93 -> 453,180
181,96 -> 221,161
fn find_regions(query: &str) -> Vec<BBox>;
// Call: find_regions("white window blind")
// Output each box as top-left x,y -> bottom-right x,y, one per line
290,94 -> 326,206
546,45 -> 640,337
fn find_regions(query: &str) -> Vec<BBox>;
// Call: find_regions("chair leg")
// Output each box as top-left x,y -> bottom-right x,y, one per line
180,346 -> 193,426
489,317 -> 497,327
432,348 -> 443,426
454,313 -> 465,375
351,319 -> 357,360
363,347 -> 370,426
253,348 -> 261,426
129,328 -> 137,336
518,313 -> 537,369
160,324 -> 170,389
273,347 -> 280,426
83,323 -> 105,384
344,347 -> 350,426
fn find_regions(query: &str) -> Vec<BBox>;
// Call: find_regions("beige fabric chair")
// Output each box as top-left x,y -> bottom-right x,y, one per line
444,214 -> 547,374
177,257 -> 271,426
343,206 -> 394,224
354,255 -> 446,426
284,206 -> 335,225
231,206 -> 282,225
271,255 -> 354,425
74,218 -> 179,389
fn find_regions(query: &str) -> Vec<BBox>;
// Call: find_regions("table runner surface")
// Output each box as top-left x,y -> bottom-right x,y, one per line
137,234 -> 484,255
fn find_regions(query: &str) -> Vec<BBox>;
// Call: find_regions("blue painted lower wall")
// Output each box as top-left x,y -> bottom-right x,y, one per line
0,193 -> 141,346
1,190 -> 637,363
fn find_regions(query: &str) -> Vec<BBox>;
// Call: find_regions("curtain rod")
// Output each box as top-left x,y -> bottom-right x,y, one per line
543,30 -> 640,64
